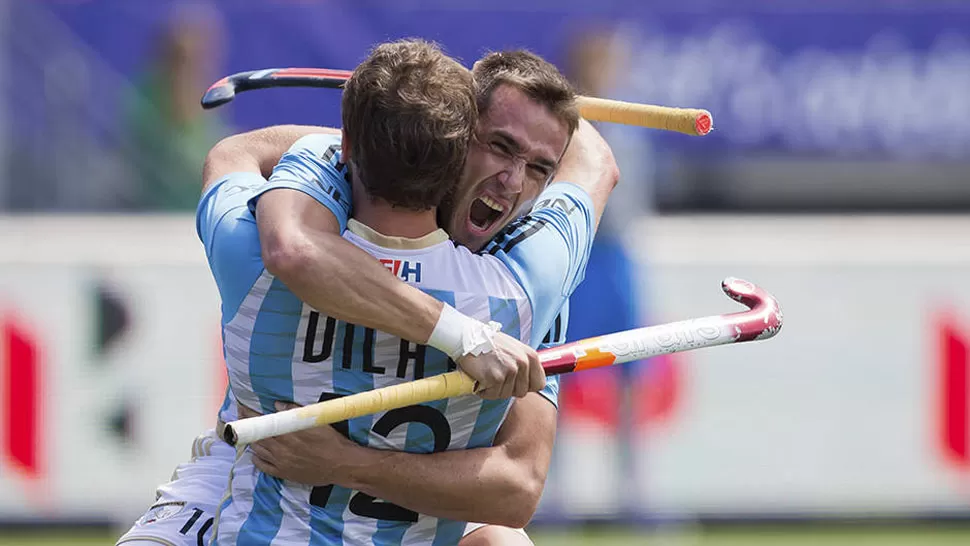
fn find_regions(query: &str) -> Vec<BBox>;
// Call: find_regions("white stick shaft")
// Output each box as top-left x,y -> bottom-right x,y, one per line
224,277 -> 782,446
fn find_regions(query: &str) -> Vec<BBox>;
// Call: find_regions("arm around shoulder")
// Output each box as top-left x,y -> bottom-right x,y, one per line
554,119 -> 620,231
201,125 -> 338,192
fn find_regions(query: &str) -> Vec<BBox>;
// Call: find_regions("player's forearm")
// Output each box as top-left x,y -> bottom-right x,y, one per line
265,228 -> 441,345
340,443 -> 542,528
555,119 -> 620,231
202,125 -> 338,190
337,393 -> 556,528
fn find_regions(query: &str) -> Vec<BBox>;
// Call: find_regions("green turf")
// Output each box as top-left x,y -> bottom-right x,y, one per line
0,531 -> 112,546
530,526 -> 970,546
3,526 -> 970,545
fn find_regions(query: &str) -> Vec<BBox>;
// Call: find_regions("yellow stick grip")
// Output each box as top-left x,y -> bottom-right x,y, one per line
577,96 -> 713,136
224,371 -> 477,445
305,371 -> 476,426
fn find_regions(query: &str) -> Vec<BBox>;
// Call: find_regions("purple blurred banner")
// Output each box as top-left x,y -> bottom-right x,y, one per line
25,1 -> 970,159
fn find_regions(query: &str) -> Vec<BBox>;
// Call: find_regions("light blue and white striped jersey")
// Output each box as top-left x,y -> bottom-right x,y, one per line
197,134 -> 593,545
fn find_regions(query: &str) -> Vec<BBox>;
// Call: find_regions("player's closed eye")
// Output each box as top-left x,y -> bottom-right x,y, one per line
528,163 -> 551,180
489,140 -> 551,182
488,139 -> 514,158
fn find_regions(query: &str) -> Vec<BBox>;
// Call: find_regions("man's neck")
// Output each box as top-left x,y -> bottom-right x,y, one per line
353,199 -> 439,239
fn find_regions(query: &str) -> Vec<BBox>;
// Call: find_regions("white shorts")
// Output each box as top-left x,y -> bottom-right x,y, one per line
117,428 -> 515,545
116,429 -> 234,546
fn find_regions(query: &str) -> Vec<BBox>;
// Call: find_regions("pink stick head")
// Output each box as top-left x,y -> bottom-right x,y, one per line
720,277 -> 784,342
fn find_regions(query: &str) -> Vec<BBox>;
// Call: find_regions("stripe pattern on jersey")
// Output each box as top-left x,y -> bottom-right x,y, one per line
215,238 -> 535,545
485,215 -> 548,256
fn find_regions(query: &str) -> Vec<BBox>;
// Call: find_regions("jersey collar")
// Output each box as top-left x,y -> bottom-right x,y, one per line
347,219 -> 449,250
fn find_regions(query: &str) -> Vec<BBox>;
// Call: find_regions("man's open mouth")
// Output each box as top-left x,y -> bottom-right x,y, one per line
469,195 -> 505,231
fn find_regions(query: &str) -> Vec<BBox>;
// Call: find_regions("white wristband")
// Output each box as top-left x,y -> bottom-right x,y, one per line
427,303 -> 501,361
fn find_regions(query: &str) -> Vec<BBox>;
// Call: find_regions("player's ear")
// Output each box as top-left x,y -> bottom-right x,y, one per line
340,130 -> 351,162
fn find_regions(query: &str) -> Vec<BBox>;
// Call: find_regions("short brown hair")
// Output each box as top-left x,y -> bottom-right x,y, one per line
472,50 -> 579,135
342,39 -> 477,210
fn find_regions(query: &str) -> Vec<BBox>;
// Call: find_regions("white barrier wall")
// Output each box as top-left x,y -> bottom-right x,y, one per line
1,215 -> 969,522
0,217 -> 224,523
549,216 -> 970,519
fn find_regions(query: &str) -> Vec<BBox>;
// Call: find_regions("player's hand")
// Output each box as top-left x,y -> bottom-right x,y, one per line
457,332 -> 545,400
246,402 -> 357,486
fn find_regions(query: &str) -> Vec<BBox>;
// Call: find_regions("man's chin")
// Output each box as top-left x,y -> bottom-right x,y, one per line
452,219 -> 495,252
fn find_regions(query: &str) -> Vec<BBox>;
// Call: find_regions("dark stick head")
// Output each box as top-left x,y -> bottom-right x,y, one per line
201,82 -> 236,109
201,68 -> 351,110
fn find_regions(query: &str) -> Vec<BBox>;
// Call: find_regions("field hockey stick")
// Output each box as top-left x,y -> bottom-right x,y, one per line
222,277 -> 781,446
201,67 -> 713,137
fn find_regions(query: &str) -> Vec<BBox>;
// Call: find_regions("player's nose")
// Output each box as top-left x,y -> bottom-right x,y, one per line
496,163 -> 525,195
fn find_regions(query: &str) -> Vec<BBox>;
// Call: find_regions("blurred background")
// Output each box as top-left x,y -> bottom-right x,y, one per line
1,0 -> 969,544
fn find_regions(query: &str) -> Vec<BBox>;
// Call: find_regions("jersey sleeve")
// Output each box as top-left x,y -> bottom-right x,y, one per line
483,182 -> 595,346
246,133 -> 354,232
196,172 -> 267,321
197,171 -> 265,258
